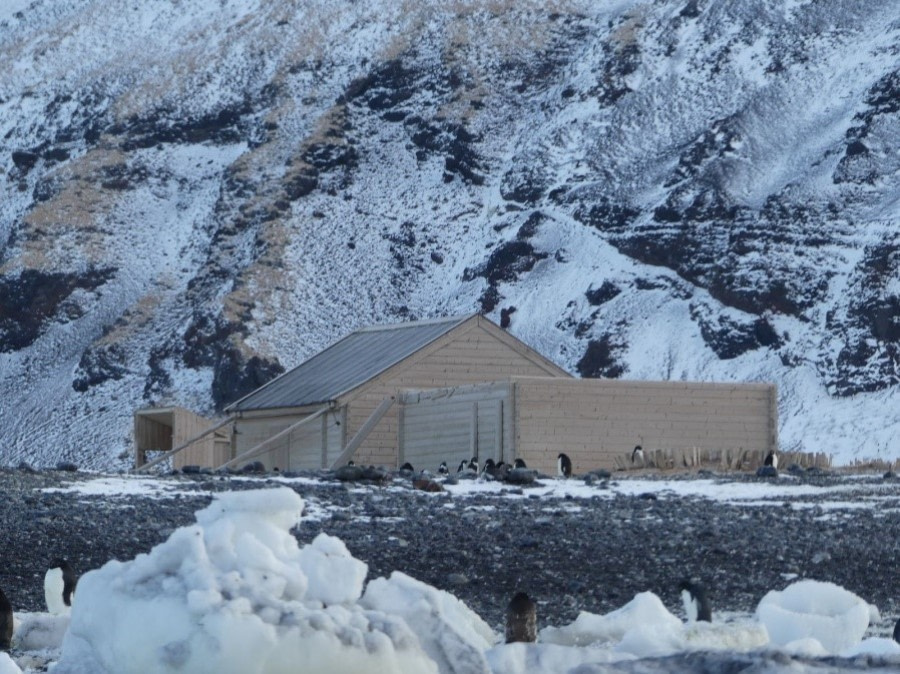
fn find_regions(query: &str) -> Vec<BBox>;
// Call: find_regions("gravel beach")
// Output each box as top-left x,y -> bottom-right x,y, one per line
1,466 -> 898,639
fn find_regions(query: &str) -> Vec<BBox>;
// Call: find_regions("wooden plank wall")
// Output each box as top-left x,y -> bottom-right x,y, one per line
513,378 -> 778,476
173,408 -> 222,469
349,324 -> 564,466
134,408 -> 226,469
399,383 -> 509,472
234,408 -> 344,470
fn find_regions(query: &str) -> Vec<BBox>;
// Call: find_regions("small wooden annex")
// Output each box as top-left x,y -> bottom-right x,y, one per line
133,406 -> 231,470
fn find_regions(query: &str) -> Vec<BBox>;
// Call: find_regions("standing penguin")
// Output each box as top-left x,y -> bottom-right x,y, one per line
893,617 -> 900,643
678,579 -> 712,622
505,592 -> 537,643
764,450 -> 778,469
557,452 -> 572,478
438,461 -> 449,475
45,559 -> 78,615
468,457 -> 479,474
632,445 -> 645,466
482,458 -> 497,477
0,586 -> 12,650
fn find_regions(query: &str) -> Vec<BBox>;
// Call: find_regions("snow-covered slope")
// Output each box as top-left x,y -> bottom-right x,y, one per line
0,0 -> 897,468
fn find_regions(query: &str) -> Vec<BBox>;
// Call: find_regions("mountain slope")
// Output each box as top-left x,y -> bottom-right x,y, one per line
0,0 -> 897,468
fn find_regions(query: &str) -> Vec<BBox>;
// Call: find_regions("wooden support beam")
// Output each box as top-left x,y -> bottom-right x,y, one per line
218,406 -> 331,470
134,416 -> 235,473
329,396 -> 395,469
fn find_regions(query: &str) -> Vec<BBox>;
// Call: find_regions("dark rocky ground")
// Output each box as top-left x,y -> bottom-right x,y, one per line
1,465 -> 898,640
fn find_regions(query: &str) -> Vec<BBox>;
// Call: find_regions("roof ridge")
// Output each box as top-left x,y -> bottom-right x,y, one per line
355,313 -> 474,333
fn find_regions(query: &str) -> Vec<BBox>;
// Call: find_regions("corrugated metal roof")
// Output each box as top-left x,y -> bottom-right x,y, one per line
227,314 -> 474,412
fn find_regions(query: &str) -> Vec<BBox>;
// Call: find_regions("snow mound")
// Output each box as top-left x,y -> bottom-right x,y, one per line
361,571 -> 496,674
53,487 -> 439,674
539,593 -> 768,661
0,653 -> 21,674
540,592 -> 681,647
485,641 -> 626,674
840,638 -> 900,657
12,612 -> 70,651
756,580 -> 875,653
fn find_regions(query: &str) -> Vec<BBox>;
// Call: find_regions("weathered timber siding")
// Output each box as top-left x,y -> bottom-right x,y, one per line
133,407 -> 229,469
399,382 -> 512,472
513,378 -> 778,475
349,321 -> 568,466
233,406 -> 344,470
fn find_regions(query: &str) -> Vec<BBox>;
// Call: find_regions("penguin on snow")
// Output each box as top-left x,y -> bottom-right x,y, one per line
557,452 -> 572,478
513,458 -> 527,469
678,579 -> 712,623
45,558 -> 78,615
764,450 -> 778,469
438,461 -> 449,475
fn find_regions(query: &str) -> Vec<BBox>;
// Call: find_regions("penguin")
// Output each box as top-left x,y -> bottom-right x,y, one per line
0,586 -> 12,651
45,559 -> 78,615
482,458 -> 497,477
679,579 -> 712,622
557,452 -> 572,478
457,459 -> 468,473
438,461 -> 449,475
505,592 -> 537,643
468,457 -> 479,473
513,458 -> 527,469
400,461 -> 414,472
893,617 -> 900,644
632,445 -> 645,466
764,450 -> 778,469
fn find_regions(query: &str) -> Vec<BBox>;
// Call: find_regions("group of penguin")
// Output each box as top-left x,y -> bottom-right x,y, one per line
507,581 -> 900,645
399,452 -> 576,480
0,559 -> 78,651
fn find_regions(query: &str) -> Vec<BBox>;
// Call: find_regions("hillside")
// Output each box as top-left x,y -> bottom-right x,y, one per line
0,0 -> 897,468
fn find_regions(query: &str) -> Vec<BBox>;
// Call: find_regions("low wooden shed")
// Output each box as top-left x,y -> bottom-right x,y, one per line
398,377 -> 778,475
133,406 -> 231,470
223,314 -> 570,471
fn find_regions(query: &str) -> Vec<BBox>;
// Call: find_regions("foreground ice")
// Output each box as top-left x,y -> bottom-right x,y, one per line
53,488 -> 440,674
5,486 -> 898,673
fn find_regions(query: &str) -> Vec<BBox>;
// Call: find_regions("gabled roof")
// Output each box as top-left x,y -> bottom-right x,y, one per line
226,314 -> 473,412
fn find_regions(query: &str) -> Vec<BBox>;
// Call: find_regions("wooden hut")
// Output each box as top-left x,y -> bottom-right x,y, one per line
223,314 -> 570,471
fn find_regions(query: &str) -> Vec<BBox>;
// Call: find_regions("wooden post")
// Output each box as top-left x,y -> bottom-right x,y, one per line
218,406 -> 331,470
134,416 -> 235,473
329,396 -> 395,469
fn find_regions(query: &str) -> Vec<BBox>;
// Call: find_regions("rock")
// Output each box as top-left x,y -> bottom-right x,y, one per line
55,462 -> 79,472
756,466 -> 778,478
413,478 -> 444,493
334,465 -> 365,481
447,573 -> 470,587
504,468 -> 537,485
181,465 -> 202,474
241,461 -> 265,474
